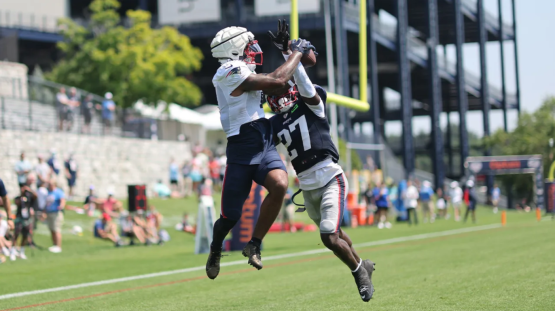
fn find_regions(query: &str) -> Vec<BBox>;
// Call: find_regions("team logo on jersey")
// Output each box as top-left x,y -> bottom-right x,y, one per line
226,67 -> 241,78
291,104 -> 299,113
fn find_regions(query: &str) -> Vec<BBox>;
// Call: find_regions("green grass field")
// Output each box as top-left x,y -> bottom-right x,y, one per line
1,197 -> 553,311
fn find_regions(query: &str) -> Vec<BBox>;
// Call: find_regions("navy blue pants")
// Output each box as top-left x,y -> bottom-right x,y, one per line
221,119 -> 286,221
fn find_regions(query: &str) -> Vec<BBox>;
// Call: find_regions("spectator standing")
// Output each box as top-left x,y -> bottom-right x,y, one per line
102,92 -> 116,135
64,153 -> 78,199
35,155 -> 51,188
0,178 -> 13,227
449,181 -> 463,222
420,181 -> 435,223
47,150 -> 62,176
492,184 -> 500,214
181,160 -> 193,197
208,156 -> 221,190
464,180 -> 478,223
436,187 -> 447,219
56,87 -> 70,131
375,183 -> 391,229
169,158 -> 180,193
81,94 -> 96,134
14,152 -> 32,188
66,87 -> 80,131
44,181 -> 65,253
10,184 -> 37,261
404,180 -> 419,225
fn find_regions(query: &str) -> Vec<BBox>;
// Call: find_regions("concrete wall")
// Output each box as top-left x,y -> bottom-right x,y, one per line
0,61 -> 28,99
0,129 -> 192,199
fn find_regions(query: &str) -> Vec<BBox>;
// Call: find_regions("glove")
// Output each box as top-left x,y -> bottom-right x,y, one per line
305,41 -> 319,56
267,19 -> 290,52
290,39 -> 316,56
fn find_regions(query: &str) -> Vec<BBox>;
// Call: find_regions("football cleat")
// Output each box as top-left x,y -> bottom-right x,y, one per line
242,242 -> 263,270
206,247 -> 223,280
362,260 -> 376,299
352,267 -> 373,302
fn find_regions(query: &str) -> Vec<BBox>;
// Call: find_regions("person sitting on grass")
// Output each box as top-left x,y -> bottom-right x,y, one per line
154,180 -> 171,199
146,205 -> 164,244
177,213 -> 195,234
100,191 -> 122,217
120,210 -> 149,245
0,210 -> 13,264
94,213 -> 123,247
84,186 -> 99,217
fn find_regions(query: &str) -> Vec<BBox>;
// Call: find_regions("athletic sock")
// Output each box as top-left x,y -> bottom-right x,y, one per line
352,259 -> 362,273
249,237 -> 262,248
211,218 -> 237,251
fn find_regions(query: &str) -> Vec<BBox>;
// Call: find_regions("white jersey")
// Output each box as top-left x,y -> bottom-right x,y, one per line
212,61 -> 265,137
450,187 -> 463,204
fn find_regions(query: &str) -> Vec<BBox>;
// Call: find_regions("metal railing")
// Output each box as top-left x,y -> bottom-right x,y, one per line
0,76 -> 161,139
0,10 -> 60,33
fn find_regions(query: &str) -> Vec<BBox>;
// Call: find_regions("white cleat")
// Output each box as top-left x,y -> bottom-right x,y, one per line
377,222 -> 384,229
385,222 -> 392,229
48,246 -> 62,253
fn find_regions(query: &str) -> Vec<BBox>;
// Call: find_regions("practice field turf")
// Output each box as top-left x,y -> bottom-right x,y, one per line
1,198 -> 553,311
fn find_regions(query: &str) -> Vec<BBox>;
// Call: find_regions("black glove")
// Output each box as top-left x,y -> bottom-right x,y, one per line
290,39 -> 316,56
267,19 -> 290,52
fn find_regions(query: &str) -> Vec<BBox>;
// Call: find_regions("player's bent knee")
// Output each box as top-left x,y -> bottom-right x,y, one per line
320,231 -> 339,249
266,170 -> 288,195
320,219 -> 337,234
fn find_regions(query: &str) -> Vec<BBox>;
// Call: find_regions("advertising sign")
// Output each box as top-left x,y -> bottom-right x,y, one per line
254,0 -> 320,16
159,0 -> 221,24
229,183 -> 263,251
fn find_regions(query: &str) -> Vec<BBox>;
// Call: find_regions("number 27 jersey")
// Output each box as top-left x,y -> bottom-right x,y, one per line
270,86 -> 339,175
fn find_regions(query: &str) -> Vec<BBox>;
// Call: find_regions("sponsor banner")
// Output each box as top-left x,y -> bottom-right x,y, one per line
466,158 -> 542,175
230,183 -> 263,251
255,0 -> 320,16
158,0 -> 221,24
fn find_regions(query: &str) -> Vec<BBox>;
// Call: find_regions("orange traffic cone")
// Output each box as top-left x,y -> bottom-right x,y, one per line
536,207 -> 542,222
501,210 -> 507,226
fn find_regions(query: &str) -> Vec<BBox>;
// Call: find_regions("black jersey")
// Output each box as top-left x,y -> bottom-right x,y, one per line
270,86 -> 339,174
15,190 -> 36,220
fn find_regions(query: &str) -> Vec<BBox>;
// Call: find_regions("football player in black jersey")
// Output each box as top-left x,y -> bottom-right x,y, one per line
265,26 -> 376,302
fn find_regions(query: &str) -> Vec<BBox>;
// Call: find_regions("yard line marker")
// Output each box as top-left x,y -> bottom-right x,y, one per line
0,223 -> 501,301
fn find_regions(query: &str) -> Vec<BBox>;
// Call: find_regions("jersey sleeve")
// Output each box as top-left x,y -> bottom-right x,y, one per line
218,62 -> 252,93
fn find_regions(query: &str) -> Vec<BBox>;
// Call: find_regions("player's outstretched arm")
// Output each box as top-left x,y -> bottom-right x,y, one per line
282,48 -> 321,106
233,51 -> 302,96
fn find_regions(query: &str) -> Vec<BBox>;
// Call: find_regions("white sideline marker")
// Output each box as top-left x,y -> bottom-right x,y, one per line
0,224 -> 501,301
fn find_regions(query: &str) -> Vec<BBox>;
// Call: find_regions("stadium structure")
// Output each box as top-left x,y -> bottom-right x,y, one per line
0,0 -> 520,188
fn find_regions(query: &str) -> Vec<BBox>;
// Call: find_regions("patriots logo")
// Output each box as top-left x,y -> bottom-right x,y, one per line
226,67 -> 241,78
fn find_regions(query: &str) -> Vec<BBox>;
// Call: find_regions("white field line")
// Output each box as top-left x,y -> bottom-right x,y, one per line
0,223 -> 501,301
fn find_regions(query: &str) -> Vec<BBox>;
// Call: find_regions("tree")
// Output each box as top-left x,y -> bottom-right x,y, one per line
47,0 -> 203,108
484,97 -> 555,201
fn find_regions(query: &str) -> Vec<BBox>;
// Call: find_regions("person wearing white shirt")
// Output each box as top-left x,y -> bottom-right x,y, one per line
404,180 -> 419,225
449,181 -> 463,222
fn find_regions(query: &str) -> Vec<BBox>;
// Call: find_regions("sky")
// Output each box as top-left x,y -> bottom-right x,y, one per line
380,0 -> 555,137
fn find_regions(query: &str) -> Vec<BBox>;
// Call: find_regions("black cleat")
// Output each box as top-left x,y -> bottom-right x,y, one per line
352,267 -> 373,302
362,260 -> 376,299
206,247 -> 223,279
242,242 -> 263,270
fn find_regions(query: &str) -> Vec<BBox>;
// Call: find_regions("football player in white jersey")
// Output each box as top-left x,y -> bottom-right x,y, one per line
206,21 -> 315,279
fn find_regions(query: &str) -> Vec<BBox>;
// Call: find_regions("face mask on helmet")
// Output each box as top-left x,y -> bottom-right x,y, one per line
267,86 -> 298,113
243,40 -> 263,71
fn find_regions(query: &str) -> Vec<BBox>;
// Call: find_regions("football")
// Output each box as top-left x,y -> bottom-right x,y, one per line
288,41 -> 317,68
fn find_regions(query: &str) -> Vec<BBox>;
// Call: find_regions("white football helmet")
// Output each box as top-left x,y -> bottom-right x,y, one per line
211,26 -> 263,71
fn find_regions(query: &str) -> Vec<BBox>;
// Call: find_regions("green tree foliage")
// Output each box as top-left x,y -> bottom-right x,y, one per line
337,138 -> 363,171
484,97 -> 555,200
47,0 -> 203,107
